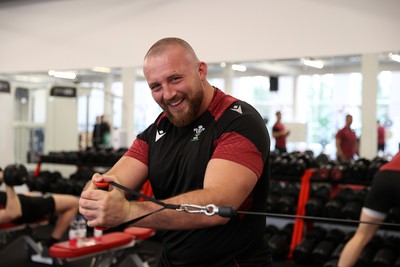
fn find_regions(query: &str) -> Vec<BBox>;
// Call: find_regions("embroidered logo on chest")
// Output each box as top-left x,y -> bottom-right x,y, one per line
191,125 -> 205,142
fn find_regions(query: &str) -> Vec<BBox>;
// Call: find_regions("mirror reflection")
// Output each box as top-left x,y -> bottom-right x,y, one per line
1,52 -> 400,165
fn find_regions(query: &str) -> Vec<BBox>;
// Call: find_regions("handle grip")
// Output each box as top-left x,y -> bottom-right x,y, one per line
93,180 -> 109,230
93,180 -> 109,190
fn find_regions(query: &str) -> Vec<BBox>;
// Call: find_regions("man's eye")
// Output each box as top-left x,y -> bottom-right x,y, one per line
170,76 -> 181,82
150,84 -> 161,91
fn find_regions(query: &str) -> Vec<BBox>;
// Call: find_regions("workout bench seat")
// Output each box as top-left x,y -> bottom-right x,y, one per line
48,227 -> 156,267
49,232 -> 134,259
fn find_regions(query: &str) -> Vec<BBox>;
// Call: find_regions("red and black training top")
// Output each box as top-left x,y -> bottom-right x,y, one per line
363,152 -> 400,218
125,87 -> 272,267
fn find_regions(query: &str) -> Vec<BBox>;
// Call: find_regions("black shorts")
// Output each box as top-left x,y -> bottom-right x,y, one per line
14,195 -> 55,224
363,170 -> 400,216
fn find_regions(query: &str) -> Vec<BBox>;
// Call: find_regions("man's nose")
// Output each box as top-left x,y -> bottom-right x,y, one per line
163,84 -> 176,100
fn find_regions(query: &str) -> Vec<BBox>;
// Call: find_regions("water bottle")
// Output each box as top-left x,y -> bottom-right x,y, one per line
94,228 -> 103,241
77,215 -> 87,240
69,216 -> 79,246
69,215 -> 87,247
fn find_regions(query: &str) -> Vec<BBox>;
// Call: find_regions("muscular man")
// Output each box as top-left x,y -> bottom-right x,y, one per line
79,37 -> 273,266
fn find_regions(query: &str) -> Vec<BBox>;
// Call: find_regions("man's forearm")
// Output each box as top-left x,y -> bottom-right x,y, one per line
125,190 -> 230,230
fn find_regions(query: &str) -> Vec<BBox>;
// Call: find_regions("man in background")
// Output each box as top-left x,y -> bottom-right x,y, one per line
272,111 -> 290,153
92,115 -> 111,149
377,120 -> 386,155
335,114 -> 358,162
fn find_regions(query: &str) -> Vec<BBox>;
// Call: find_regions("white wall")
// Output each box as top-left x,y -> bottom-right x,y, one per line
45,95 -> 79,152
0,90 -> 14,168
0,0 -> 399,73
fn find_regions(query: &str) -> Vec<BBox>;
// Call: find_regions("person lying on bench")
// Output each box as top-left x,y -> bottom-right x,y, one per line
0,168 -> 79,247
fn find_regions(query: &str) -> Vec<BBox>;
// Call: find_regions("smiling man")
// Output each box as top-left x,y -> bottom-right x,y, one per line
79,37 -> 273,267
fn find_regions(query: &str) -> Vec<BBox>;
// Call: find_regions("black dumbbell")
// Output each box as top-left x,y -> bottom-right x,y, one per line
287,155 -> 307,177
314,153 -> 330,168
268,223 -> 293,260
318,160 -> 338,180
322,259 -> 338,267
266,180 -> 285,213
372,237 -> 400,267
312,228 -> 345,266
348,158 -> 371,181
367,156 -> 388,181
323,187 -> 355,219
3,164 -> 29,186
341,188 -> 368,220
305,184 -> 331,217
386,207 -> 400,224
330,161 -> 351,181
293,227 -> 327,265
319,232 -> 352,266
264,224 -> 279,240
356,235 -> 382,267
276,182 -> 299,215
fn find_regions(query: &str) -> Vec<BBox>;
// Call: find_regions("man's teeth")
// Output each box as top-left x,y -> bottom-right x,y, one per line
169,99 -> 183,106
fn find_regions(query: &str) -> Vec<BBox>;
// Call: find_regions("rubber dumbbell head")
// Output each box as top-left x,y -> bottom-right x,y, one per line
3,164 -> 28,186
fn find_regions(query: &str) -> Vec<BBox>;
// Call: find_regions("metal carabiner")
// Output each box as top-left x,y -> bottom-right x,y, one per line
176,204 -> 219,216
176,204 -> 205,214
203,204 -> 219,216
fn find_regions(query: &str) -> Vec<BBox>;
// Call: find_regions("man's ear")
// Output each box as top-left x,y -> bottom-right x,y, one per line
198,61 -> 208,80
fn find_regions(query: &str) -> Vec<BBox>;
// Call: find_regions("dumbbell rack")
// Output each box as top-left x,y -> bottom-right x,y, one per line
283,168 -> 375,260
33,153 -> 114,177
32,154 -> 115,196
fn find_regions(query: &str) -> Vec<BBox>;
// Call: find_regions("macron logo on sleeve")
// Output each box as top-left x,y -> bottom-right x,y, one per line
155,130 -> 166,142
230,104 -> 242,114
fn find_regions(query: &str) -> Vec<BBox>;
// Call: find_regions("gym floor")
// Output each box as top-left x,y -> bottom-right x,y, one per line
0,224 -> 302,267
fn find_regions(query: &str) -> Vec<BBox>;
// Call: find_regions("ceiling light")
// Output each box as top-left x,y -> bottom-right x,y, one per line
231,64 -> 247,72
14,75 -> 42,83
301,58 -> 324,69
48,70 -> 76,79
388,53 -> 400,63
91,67 -> 111,73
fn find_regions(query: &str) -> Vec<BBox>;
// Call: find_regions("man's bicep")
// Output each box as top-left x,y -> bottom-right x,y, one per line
203,158 -> 258,208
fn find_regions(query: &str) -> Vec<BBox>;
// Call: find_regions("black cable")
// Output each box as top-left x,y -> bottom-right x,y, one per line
237,211 -> 400,229
108,181 -> 180,210
105,180 -> 400,230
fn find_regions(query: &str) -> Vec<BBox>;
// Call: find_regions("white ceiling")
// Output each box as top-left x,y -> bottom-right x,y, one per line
0,0 -> 399,75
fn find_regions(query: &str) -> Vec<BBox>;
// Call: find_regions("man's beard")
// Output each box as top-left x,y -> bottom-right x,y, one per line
163,89 -> 204,127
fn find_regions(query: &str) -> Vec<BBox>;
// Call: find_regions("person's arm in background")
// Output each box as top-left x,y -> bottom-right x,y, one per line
336,138 -> 343,156
272,125 -> 290,138
0,170 -> 23,224
338,211 -> 381,267
355,137 -> 360,157
336,132 -> 345,161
